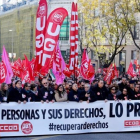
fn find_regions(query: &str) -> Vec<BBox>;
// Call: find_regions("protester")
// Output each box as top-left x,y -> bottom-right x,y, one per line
108,84 -> 119,100
134,84 -> 140,100
9,80 -> 16,92
54,84 -> 67,102
38,78 -> 55,103
21,83 -> 32,103
118,88 -> 130,100
30,84 -> 39,102
78,80 -> 85,91
78,83 -> 89,102
118,77 -> 127,92
128,80 -> 135,100
91,79 -> 108,101
7,80 -> 22,103
68,83 -> 79,102
0,83 -> 9,103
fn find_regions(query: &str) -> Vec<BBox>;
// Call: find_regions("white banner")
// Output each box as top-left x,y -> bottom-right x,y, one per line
0,101 -> 140,137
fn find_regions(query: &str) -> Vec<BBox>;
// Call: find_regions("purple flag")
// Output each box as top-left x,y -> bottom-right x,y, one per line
52,42 -> 66,85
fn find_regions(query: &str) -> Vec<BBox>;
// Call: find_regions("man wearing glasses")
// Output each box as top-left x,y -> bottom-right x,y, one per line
38,78 -> 55,103
21,83 -> 32,103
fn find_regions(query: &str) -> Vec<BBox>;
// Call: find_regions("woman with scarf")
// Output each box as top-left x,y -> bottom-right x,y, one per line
54,84 -> 67,102
30,84 -> 39,101
7,80 -> 23,103
0,83 -> 9,103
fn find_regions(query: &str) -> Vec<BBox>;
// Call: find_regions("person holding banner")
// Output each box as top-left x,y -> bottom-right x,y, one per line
78,83 -> 90,102
7,80 -> 22,103
91,79 -> 108,101
127,80 -> 135,100
0,83 -> 9,103
54,84 -> 67,102
21,83 -> 32,103
30,84 -> 39,102
118,88 -> 130,100
134,84 -> 140,100
38,78 -> 55,103
68,83 -> 79,102
108,84 -> 119,101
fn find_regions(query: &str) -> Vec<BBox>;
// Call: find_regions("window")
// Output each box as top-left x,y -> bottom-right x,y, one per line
119,51 -> 126,72
134,22 -> 139,40
59,16 -> 69,40
131,50 -> 137,60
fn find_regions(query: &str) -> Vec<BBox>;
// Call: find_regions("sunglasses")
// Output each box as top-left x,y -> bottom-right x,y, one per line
111,89 -> 116,90
43,83 -> 48,85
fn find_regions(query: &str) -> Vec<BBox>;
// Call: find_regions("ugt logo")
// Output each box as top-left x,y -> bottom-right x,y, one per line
38,3 -> 46,17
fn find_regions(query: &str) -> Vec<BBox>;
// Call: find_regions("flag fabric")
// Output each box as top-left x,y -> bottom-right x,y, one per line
80,49 -> 95,80
11,58 -> 22,77
34,0 -> 48,73
74,3 -> 79,74
87,59 -> 95,80
0,61 -> 7,83
69,2 -> 76,72
114,63 -> 119,78
52,42 -> 66,85
2,46 -> 13,84
127,62 -> 136,77
40,7 -> 68,75
21,55 -> 31,84
104,64 -> 115,85
30,58 -> 35,80
63,64 -> 72,77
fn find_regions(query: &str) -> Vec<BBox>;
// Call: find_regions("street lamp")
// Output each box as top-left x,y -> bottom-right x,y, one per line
9,29 -> 14,62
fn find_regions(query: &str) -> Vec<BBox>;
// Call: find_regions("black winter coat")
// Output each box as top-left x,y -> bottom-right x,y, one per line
68,89 -> 79,102
38,87 -> 55,101
7,88 -> 22,102
91,84 -> 108,100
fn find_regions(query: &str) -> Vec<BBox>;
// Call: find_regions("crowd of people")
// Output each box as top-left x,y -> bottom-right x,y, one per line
0,73 -> 140,104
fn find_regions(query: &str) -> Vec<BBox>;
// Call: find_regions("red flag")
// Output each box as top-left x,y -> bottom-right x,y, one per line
127,62 -> 136,77
0,61 -> 7,83
114,64 -> 119,77
30,58 -> 35,80
63,64 -> 72,77
74,3 -> 79,74
25,55 -> 34,81
104,64 -> 115,85
75,67 -> 80,78
87,59 -> 95,79
20,60 -> 30,84
40,8 -> 68,75
80,50 -> 95,80
98,68 -> 102,74
69,2 -> 76,72
11,58 -> 22,77
103,68 -> 107,76
20,56 -> 32,84
34,0 -> 48,73
134,59 -> 139,69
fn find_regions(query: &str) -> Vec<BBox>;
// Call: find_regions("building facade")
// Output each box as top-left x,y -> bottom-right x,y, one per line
0,0 -> 73,62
